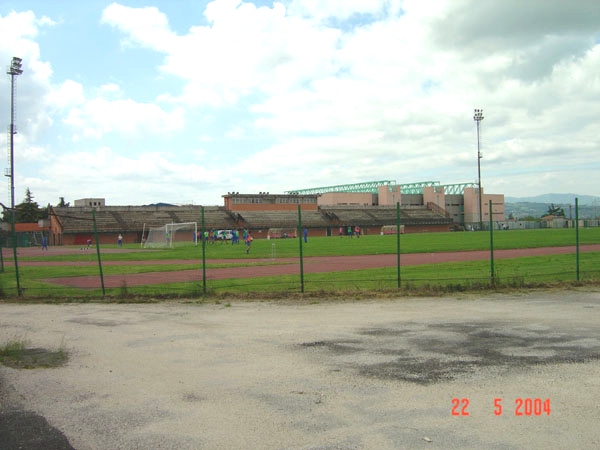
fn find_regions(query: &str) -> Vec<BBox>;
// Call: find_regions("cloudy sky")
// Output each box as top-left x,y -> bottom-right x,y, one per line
0,0 -> 599,207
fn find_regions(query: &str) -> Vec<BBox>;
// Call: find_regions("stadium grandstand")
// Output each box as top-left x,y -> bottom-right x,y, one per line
44,180 -> 504,246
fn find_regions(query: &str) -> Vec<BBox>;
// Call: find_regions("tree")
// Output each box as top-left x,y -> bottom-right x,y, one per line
546,203 -> 565,217
520,215 -> 537,221
17,188 -> 41,222
56,197 -> 70,207
4,188 -> 47,223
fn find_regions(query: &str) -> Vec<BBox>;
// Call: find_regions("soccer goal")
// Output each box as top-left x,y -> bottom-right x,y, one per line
143,222 -> 198,248
267,228 -> 297,239
380,224 -> 405,235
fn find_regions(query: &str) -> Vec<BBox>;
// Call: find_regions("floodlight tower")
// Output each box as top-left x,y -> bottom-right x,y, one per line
473,108 -> 484,231
7,57 -> 23,213
7,57 -> 23,295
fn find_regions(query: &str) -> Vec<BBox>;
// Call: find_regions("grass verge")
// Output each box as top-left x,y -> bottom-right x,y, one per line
0,338 -> 68,369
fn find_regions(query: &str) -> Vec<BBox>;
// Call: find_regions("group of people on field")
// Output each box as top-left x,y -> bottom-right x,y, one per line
339,225 -> 361,238
197,229 -> 254,253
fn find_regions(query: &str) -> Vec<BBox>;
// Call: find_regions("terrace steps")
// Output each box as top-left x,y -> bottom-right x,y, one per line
51,204 -> 451,236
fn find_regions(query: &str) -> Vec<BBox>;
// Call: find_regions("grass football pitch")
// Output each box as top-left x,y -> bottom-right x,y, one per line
1,228 -> 599,300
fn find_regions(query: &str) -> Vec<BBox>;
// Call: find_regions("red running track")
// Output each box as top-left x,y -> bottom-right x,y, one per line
25,244 -> 600,289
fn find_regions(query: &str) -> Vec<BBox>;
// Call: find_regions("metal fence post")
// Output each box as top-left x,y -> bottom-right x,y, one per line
92,208 -> 105,296
575,198 -> 580,281
489,200 -> 495,285
397,202 -> 401,288
10,209 -> 22,295
201,206 -> 207,294
298,205 -> 304,293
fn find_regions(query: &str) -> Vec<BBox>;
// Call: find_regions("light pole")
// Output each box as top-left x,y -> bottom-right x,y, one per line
473,108 -> 484,231
8,57 -> 22,213
7,56 -> 23,295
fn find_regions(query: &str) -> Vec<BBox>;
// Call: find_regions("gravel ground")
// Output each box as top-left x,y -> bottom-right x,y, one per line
1,289 -> 599,450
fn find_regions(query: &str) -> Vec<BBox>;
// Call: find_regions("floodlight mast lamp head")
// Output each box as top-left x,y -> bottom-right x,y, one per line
8,57 -> 23,75
473,108 -> 484,230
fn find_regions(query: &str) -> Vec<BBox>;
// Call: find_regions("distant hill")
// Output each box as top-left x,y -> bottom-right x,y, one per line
504,194 -> 600,219
505,193 -> 600,205
143,202 -> 177,207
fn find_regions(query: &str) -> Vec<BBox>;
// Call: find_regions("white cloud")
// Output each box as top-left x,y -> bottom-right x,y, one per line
3,1 -> 600,208
19,144 -> 48,162
102,1 -> 342,106
35,145 -> 229,205
63,97 -> 184,139
99,83 -> 121,94
46,79 -> 85,109
101,3 -> 176,52
0,10 -> 42,40
286,0 -> 402,21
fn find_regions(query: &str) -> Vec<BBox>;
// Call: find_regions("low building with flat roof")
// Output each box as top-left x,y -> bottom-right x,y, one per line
74,198 -> 105,208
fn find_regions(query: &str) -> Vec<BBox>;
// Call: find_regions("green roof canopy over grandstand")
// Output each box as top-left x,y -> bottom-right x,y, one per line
287,181 -> 477,195
286,180 -> 397,195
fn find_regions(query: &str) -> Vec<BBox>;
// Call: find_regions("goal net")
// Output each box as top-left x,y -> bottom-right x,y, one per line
380,225 -> 405,235
143,222 -> 198,248
267,228 -> 297,239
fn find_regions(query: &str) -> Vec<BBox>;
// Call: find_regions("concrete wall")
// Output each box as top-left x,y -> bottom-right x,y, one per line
487,194 -> 506,222
57,232 -> 142,246
401,194 -> 424,206
74,198 -> 105,207
226,203 -> 318,211
423,186 -> 445,209
224,194 -> 318,211
463,188 -> 505,224
378,185 -> 401,206
318,192 -> 375,206
444,194 -> 464,224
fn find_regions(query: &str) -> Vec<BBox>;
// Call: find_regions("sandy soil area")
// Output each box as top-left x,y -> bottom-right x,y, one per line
1,290 -> 600,449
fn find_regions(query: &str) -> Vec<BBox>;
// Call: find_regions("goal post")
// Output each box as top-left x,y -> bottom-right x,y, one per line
167,222 -> 198,247
143,222 -> 198,248
380,224 -> 405,235
267,227 -> 297,239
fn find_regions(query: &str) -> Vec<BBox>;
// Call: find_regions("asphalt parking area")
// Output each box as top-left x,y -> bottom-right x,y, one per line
1,289 -> 599,449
